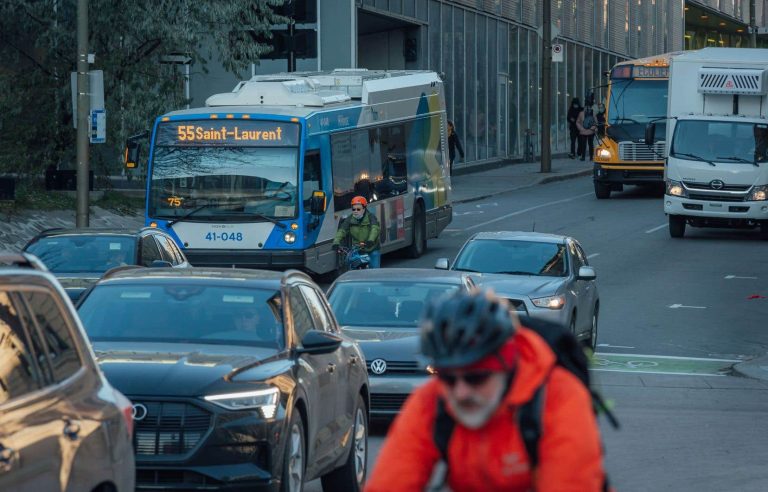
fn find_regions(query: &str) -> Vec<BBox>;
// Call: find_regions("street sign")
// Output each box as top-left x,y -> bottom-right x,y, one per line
552,43 -> 563,63
71,70 -> 104,129
90,109 -> 106,144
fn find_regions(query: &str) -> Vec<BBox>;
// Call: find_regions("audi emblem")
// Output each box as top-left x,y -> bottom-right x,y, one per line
710,180 -> 725,190
369,359 -> 387,375
131,403 -> 148,421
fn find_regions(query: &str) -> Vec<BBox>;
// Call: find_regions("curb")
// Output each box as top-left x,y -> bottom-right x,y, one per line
731,356 -> 768,382
453,168 -> 593,205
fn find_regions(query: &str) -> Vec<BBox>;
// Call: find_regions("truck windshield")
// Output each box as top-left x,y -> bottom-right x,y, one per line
609,79 -> 668,125
671,120 -> 768,164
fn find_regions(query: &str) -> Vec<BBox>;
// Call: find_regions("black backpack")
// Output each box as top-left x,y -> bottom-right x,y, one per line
432,316 -> 618,486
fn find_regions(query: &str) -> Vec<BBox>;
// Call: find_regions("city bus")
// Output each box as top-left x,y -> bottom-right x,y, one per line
128,69 -> 452,274
593,52 -> 683,199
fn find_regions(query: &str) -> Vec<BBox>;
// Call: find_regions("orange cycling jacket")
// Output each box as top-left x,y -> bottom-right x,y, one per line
365,327 -> 607,492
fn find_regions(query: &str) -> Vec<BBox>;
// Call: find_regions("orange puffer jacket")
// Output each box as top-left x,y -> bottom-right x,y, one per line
365,327 -> 607,492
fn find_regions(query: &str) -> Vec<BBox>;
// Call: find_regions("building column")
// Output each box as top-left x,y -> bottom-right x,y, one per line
320,0 -> 356,70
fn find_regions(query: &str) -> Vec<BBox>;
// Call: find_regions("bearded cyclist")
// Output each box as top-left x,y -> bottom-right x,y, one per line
365,289 -> 608,491
332,196 -> 381,268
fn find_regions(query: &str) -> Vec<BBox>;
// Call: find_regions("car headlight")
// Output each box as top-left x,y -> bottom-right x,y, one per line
204,388 -> 279,418
665,179 -> 687,197
283,231 -> 296,244
748,185 -> 768,201
596,148 -> 612,161
531,294 -> 566,310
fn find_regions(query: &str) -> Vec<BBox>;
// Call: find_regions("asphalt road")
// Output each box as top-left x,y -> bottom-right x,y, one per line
307,175 -> 768,491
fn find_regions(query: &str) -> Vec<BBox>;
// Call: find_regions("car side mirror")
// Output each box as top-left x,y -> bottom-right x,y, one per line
644,123 -> 656,147
296,330 -> 342,355
435,258 -> 450,270
150,260 -> 173,268
577,266 -> 597,281
309,191 -> 327,216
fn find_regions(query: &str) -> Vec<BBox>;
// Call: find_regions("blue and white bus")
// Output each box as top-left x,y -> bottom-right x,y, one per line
138,69 -> 452,274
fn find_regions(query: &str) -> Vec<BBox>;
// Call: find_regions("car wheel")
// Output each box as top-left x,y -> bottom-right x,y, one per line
407,203 -> 426,258
569,312 -> 576,335
281,411 -> 305,492
321,394 -> 368,492
760,221 -> 768,240
669,215 -> 685,238
583,304 -> 598,352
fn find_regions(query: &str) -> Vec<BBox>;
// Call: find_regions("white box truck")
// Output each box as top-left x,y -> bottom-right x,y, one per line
649,47 -> 768,239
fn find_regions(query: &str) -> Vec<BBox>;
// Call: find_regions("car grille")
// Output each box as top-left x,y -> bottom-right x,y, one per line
618,141 -> 665,161
687,193 -> 745,202
366,360 -> 422,375
133,401 -> 212,457
683,181 -> 750,192
371,393 -> 410,412
136,469 -> 222,488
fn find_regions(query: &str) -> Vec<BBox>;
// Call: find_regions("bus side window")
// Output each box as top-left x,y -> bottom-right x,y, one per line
302,152 -> 322,207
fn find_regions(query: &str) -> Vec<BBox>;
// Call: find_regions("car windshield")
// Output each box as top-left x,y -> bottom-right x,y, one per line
671,120 -> 768,164
329,281 -> 460,327
26,235 -> 136,274
149,120 -> 300,220
78,283 -> 284,348
609,79 -> 668,125
453,239 -> 568,277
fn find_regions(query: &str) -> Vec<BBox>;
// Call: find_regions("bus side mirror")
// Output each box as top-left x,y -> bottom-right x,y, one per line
645,123 -> 656,147
124,140 -> 141,169
310,191 -> 326,215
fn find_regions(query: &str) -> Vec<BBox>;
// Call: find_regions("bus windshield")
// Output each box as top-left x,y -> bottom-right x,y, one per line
609,79 -> 668,125
148,120 -> 300,220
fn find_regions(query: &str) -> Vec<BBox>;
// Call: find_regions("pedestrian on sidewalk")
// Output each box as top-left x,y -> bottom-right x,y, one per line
448,120 -> 464,176
577,101 -> 597,161
567,98 -> 582,159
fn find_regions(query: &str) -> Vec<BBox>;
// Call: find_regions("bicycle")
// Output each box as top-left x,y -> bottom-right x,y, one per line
336,243 -> 370,273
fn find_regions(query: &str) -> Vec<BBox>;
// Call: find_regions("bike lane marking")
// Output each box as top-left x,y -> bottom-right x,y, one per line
645,223 -> 667,234
591,353 -> 740,377
466,192 -> 593,231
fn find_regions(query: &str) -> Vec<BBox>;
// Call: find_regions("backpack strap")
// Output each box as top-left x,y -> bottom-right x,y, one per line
517,384 -> 547,469
433,397 -> 455,461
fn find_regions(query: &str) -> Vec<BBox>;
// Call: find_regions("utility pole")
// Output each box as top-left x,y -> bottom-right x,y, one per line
75,0 -> 89,227
540,0 -> 552,173
750,0 -> 757,48
287,18 -> 296,72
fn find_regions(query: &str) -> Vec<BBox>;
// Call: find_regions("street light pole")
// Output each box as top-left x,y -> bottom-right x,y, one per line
540,0 -> 552,173
750,0 -> 757,48
75,0 -> 89,227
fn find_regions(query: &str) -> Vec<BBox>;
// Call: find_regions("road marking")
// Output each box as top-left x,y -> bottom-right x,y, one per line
587,253 -> 601,259
466,192 -> 593,231
453,211 -> 484,216
597,353 -> 739,362
645,223 -> 667,234
596,343 -> 634,349
725,275 -> 758,280
669,303 -> 706,309
443,228 -> 462,232
592,353 -> 739,376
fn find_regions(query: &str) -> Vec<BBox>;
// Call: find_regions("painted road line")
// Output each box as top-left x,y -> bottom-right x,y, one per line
466,192 -> 593,231
591,353 -> 739,376
669,303 -> 706,309
725,275 -> 758,280
587,253 -> 601,259
596,343 -> 635,349
645,223 -> 667,234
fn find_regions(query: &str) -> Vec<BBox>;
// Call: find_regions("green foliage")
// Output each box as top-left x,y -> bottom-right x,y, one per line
0,0 -> 286,181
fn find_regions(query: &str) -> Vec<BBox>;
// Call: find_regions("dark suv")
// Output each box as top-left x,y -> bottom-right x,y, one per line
0,253 -> 135,492
77,267 -> 370,492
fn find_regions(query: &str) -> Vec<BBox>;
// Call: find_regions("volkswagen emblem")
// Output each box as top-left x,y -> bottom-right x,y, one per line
131,403 -> 148,421
370,359 -> 387,375
710,179 -> 725,190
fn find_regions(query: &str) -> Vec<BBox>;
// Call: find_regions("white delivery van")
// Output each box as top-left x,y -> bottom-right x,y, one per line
650,47 -> 768,239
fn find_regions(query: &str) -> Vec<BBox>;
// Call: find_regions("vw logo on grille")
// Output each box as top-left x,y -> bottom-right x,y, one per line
132,403 -> 148,421
370,359 -> 387,375
710,179 -> 725,190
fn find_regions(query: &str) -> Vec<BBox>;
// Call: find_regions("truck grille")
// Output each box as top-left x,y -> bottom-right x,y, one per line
683,181 -> 750,192
687,193 -> 745,202
371,393 -> 410,412
618,141 -> 665,161
133,401 -> 212,457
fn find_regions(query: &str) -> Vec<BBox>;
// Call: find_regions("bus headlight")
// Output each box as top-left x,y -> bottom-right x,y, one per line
283,231 -> 296,244
596,148 -> 612,161
748,185 -> 768,201
666,179 -> 687,197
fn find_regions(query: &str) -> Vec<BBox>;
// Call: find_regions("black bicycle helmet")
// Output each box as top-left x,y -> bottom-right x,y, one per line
420,288 -> 517,369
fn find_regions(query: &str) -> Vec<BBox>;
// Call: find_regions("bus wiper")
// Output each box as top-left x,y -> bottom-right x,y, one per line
166,203 -> 216,227
673,152 -> 716,167
248,212 -> 287,229
716,155 -> 758,167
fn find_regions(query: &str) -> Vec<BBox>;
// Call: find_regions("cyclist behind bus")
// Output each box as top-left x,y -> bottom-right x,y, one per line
365,289 -> 607,492
332,196 -> 381,268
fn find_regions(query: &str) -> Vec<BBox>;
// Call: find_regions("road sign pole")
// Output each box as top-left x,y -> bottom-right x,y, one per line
75,0 -> 89,227
540,0 -> 552,173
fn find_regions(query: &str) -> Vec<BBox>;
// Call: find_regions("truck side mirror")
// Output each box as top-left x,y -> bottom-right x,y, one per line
309,191 -> 327,215
124,140 -> 141,169
644,123 -> 656,147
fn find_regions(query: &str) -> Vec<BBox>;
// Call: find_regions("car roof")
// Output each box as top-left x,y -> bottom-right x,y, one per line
30,228 -> 146,239
334,268 -> 470,284
97,267 -> 308,288
470,231 -> 569,244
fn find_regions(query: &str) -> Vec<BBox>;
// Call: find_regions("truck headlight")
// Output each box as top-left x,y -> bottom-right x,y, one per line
531,294 -> 566,310
748,185 -> 768,201
666,179 -> 687,197
204,388 -> 279,418
596,148 -> 612,161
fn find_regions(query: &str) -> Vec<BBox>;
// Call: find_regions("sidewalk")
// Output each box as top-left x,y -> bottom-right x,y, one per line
450,156 -> 593,204
733,355 -> 768,382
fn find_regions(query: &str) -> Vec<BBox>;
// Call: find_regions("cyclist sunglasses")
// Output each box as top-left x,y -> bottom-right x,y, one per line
437,371 -> 494,388
351,206 -> 364,211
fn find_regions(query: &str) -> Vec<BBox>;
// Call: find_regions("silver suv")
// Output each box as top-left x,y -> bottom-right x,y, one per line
0,253 -> 135,492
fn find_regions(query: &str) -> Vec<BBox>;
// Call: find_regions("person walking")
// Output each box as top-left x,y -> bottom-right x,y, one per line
447,120 -> 464,176
332,196 -> 381,268
577,103 -> 597,161
365,289 -> 609,492
567,98 -> 582,158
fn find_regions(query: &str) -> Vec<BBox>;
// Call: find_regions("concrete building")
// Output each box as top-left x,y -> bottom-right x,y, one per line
190,1 -> 768,167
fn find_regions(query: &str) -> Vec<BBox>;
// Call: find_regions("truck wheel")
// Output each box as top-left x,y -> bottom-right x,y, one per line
669,215 -> 686,238
760,221 -> 768,241
594,182 -> 611,199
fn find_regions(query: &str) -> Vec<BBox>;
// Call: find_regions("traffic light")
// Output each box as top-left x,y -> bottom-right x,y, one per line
404,38 -> 418,62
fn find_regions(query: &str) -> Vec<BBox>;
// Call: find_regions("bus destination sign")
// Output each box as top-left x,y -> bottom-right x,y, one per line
156,120 -> 300,147
633,65 -> 669,78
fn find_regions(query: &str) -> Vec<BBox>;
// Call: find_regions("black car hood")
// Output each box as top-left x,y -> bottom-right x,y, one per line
341,326 -> 421,361
94,342 -> 283,397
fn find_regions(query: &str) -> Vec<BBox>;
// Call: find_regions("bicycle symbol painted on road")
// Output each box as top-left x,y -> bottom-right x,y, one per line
592,357 -> 659,370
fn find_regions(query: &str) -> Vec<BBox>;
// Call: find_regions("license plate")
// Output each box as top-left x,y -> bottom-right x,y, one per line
204,232 -> 244,242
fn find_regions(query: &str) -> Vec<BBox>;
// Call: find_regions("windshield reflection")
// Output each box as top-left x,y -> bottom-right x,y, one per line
609,79 -> 668,125
672,120 -> 768,164
454,240 -> 568,277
